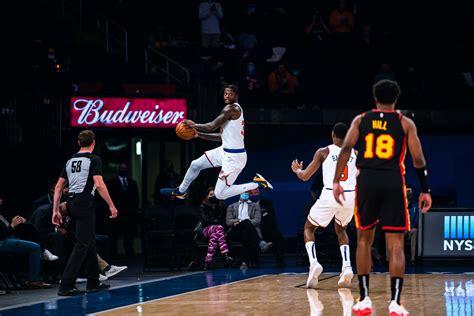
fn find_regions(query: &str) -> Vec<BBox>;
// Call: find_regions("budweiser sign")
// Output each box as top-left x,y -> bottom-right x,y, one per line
70,97 -> 187,128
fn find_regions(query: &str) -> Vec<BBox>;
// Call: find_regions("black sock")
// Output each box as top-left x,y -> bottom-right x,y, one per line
103,265 -> 111,272
391,277 -> 404,304
358,274 -> 370,300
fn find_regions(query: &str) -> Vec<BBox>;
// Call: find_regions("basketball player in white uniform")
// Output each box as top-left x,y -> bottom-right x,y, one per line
291,123 -> 357,288
161,84 -> 273,200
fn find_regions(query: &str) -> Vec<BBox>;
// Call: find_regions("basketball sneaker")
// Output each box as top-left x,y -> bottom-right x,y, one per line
306,262 -> 323,288
160,187 -> 188,199
352,297 -> 372,315
337,266 -> 353,287
388,300 -> 410,316
253,173 -> 274,190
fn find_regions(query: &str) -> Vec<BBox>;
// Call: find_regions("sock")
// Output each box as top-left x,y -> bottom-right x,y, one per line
358,275 -> 370,300
391,277 -> 404,304
305,241 -> 318,266
103,265 -> 111,272
340,244 -> 351,269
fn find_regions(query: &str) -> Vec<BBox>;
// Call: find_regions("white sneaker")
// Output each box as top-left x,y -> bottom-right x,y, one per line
306,289 -> 324,316
104,265 -> 128,278
389,300 -> 410,316
306,262 -> 323,288
338,288 -> 354,316
338,266 -> 353,287
352,296 -> 372,315
41,249 -> 59,261
99,274 -> 108,281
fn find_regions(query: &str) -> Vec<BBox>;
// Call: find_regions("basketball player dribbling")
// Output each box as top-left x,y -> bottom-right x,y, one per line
161,84 -> 273,201
333,80 -> 432,315
291,123 -> 356,289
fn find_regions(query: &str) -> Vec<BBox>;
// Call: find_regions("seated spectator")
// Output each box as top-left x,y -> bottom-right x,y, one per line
194,187 -> 233,270
226,192 -> 272,269
31,181 -> 69,213
249,189 -> 286,268
0,198 -> 51,289
329,0 -> 354,34
267,63 -> 299,107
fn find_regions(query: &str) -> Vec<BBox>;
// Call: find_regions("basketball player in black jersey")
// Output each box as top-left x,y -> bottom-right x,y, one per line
333,80 -> 432,315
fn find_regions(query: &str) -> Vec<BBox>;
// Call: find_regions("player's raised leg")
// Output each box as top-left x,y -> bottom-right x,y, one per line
213,171 -> 272,200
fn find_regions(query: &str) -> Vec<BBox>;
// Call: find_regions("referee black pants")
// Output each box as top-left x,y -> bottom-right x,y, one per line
60,198 -> 99,289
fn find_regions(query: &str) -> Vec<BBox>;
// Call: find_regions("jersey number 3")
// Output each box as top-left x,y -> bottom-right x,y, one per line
364,133 -> 395,159
71,161 -> 82,173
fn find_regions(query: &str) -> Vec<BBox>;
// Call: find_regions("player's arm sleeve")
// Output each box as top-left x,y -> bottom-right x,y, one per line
91,156 -> 103,176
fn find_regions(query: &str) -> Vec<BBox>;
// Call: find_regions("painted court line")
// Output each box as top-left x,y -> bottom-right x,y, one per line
294,273 -> 338,288
91,274 -> 268,315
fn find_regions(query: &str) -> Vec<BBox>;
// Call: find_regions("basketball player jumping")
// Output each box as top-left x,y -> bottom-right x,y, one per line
161,84 -> 273,200
333,80 -> 432,315
291,123 -> 356,289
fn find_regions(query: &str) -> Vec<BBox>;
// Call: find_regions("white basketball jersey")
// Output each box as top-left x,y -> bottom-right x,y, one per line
322,144 -> 357,191
221,103 -> 245,149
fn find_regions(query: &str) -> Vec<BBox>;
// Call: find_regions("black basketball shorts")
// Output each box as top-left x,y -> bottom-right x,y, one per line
354,169 -> 410,232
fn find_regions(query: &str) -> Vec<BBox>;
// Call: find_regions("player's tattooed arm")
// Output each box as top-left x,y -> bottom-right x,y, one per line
186,104 -> 240,133
196,132 -> 222,142
291,147 -> 328,181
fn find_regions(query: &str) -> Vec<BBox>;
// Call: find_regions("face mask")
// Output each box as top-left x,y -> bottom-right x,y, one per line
249,195 -> 260,203
208,196 -> 218,204
247,65 -> 255,73
240,192 -> 249,200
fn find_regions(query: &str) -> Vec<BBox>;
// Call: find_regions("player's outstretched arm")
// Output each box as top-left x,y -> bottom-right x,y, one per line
196,132 -> 222,142
402,117 -> 432,213
184,104 -> 240,133
333,115 -> 361,205
291,148 -> 327,181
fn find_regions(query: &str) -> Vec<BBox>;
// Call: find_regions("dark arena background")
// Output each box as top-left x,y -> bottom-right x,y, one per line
0,0 -> 473,315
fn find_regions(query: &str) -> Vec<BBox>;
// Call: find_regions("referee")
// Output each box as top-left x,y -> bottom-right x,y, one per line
52,130 -> 118,296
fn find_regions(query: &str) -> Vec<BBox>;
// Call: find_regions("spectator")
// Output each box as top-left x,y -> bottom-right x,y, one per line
226,192 -> 273,269
249,189 -> 286,268
374,63 -> 396,83
194,187 -> 233,270
267,63 -> 299,107
198,0 -> 224,49
305,10 -> 331,42
406,185 -> 420,263
0,197 -> 52,289
329,0 -> 354,33
238,27 -> 258,52
107,163 -> 139,257
31,181 -> 69,213
240,61 -> 263,107
154,160 -> 181,205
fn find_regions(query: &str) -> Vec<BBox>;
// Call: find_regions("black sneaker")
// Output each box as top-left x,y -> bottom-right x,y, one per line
86,283 -> 110,293
58,287 -> 85,296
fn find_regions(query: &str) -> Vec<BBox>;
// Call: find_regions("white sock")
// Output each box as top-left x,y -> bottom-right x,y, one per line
305,241 -> 318,266
340,244 -> 351,269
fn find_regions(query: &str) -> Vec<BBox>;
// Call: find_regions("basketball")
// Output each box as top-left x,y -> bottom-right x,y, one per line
176,121 -> 196,140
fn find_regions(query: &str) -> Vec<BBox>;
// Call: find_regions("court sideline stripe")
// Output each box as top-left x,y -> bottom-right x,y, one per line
0,272 -> 201,312
294,274 -> 338,288
91,274 -> 269,315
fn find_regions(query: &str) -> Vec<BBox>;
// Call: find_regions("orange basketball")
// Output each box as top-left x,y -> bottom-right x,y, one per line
176,121 -> 197,140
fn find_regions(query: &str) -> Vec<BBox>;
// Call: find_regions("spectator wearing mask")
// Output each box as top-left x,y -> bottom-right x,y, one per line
194,187 -> 233,270
240,61 -> 263,107
249,189 -> 286,268
267,63 -> 299,107
199,0 -> 224,49
107,163 -> 139,257
0,197 -> 52,289
226,192 -> 273,269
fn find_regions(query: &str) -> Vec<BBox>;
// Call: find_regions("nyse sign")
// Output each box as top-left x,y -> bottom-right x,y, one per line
422,210 -> 474,257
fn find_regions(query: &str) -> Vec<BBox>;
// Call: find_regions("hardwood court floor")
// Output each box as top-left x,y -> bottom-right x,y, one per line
96,273 -> 474,315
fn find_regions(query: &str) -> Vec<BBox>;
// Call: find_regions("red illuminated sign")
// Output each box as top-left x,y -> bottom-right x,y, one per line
70,97 -> 187,128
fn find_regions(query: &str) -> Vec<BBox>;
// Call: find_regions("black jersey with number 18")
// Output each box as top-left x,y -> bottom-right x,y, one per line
356,110 -> 407,174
